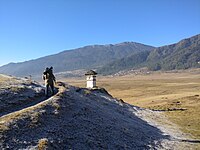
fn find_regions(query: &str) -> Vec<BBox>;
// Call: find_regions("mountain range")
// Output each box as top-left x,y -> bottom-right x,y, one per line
98,34 -> 200,74
0,42 -> 154,77
0,34 -> 199,77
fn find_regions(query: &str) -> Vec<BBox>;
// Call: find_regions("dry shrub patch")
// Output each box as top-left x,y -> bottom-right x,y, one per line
38,138 -> 49,150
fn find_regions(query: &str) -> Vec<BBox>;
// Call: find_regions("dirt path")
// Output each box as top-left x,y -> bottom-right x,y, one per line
0,95 -> 47,117
132,106 -> 200,149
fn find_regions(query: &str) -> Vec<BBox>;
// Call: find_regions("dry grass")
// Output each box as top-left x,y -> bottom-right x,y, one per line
10,86 -> 25,92
38,138 -> 49,150
0,74 -> 10,82
0,75 -> 11,87
64,69 -> 200,139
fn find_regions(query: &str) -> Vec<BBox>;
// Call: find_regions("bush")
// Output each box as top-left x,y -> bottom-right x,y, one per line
38,138 -> 49,150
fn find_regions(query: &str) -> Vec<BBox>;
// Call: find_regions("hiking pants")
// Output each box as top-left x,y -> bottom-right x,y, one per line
45,84 -> 54,96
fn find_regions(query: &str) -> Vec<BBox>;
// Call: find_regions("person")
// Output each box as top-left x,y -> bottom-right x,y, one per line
42,66 -> 56,97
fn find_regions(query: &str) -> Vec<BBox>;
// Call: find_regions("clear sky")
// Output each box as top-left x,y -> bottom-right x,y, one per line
0,0 -> 200,66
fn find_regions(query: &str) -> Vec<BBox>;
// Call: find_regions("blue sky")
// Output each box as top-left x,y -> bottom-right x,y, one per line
0,0 -> 200,66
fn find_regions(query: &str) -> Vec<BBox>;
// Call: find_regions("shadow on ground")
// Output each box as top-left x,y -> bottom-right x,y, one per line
0,83 -> 58,117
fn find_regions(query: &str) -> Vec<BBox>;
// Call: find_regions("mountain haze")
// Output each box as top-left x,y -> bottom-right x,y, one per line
0,42 -> 154,77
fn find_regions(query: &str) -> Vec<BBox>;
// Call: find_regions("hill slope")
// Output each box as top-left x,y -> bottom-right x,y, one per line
0,42 -> 154,77
0,74 -> 45,116
147,34 -> 200,70
98,34 -> 200,75
98,50 -> 150,75
0,76 -> 199,149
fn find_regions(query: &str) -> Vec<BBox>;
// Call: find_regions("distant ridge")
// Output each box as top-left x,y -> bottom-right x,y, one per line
98,34 -> 200,75
0,42 -> 154,77
0,34 -> 199,77
146,34 -> 200,70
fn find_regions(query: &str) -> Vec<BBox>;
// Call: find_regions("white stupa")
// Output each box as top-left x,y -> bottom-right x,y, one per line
85,70 -> 97,89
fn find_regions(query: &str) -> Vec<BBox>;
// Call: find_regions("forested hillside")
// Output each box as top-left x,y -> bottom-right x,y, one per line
98,34 -> 200,75
147,34 -> 200,71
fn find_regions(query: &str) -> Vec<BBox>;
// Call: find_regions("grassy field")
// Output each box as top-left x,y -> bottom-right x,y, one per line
64,69 -> 200,139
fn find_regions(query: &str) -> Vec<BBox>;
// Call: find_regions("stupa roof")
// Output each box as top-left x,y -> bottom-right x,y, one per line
85,70 -> 97,75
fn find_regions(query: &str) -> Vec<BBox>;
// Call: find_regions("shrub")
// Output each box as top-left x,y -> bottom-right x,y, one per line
38,138 -> 49,150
